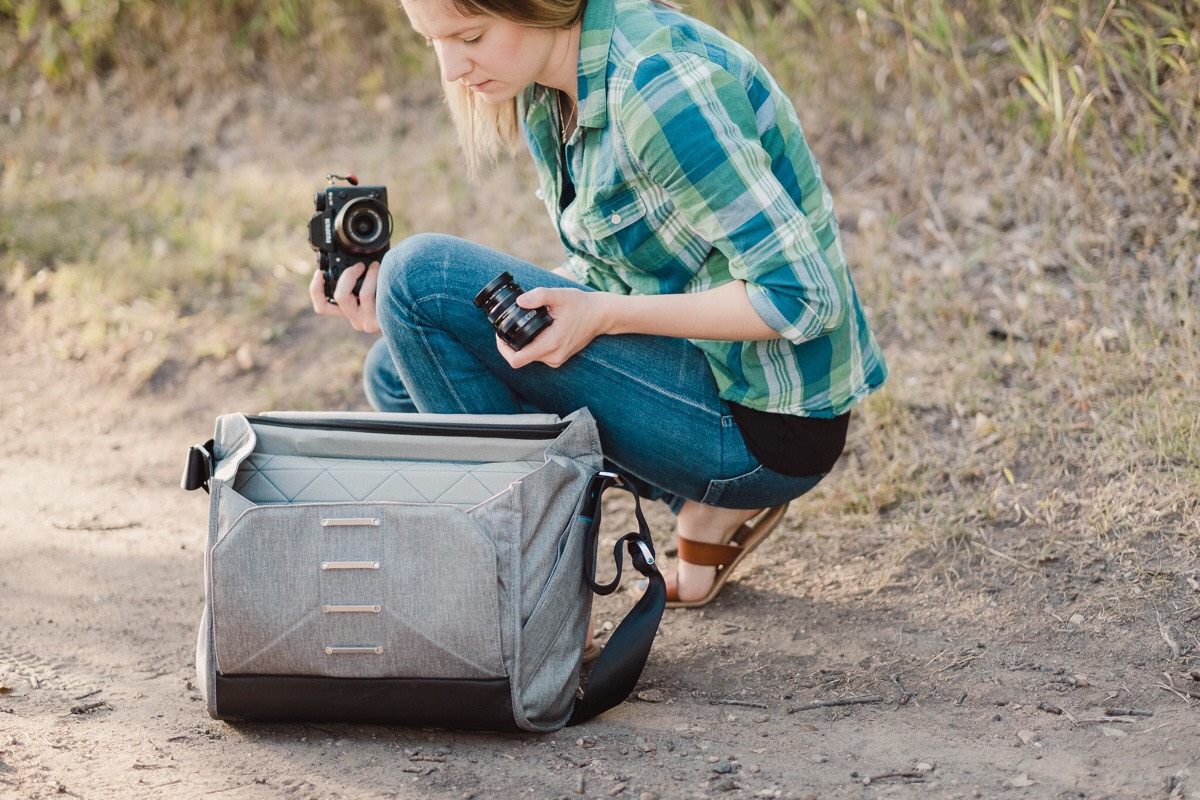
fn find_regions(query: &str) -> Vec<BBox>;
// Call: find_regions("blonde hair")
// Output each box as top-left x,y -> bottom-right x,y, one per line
437,0 -> 680,174
439,0 -> 586,175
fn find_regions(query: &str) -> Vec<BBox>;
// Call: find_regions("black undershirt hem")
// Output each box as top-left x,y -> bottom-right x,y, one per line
728,403 -> 849,477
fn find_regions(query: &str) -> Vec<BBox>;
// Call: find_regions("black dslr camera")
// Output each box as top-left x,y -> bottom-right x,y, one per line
308,174 -> 392,302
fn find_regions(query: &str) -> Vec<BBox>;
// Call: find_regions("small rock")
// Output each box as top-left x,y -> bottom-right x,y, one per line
1009,774 -> 1036,788
1069,613 -> 1085,625
235,344 -> 255,371
812,754 -> 829,764
754,715 -> 770,724
915,762 -> 935,773
638,793 -> 659,800
1017,730 -> 1041,746
636,689 -> 664,703
711,760 -> 734,774
1101,726 -> 1128,738
711,776 -> 739,792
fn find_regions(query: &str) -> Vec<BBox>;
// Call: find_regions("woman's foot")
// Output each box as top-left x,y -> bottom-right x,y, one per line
670,501 -> 766,603
665,502 -> 789,607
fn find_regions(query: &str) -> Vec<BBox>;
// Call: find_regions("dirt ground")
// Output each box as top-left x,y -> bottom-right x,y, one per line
1,300 -> 1198,800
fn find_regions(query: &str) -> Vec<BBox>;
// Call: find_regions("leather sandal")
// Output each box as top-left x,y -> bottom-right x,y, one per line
665,504 -> 789,609
582,641 -> 602,663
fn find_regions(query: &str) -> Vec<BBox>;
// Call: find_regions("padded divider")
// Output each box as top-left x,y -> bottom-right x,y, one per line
250,423 -> 557,464
232,454 -> 544,506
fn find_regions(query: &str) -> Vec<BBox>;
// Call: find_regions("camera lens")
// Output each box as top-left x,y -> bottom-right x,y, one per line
334,197 -> 392,253
473,272 -> 553,352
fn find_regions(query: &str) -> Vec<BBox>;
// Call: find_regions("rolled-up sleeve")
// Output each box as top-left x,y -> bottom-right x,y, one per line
618,52 -> 848,343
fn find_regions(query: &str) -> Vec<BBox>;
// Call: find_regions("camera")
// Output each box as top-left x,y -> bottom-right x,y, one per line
473,272 -> 553,351
308,174 -> 392,302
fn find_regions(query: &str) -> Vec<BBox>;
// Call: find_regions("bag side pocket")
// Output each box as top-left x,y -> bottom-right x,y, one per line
211,501 -> 506,680
514,514 -> 591,729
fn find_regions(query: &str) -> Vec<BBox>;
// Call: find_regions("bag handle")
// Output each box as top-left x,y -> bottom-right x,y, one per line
568,472 -> 666,726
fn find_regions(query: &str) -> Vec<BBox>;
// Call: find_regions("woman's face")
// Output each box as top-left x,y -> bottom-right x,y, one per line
402,0 -> 564,103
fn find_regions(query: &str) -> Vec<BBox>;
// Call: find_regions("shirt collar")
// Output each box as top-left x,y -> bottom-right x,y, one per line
576,0 -> 615,131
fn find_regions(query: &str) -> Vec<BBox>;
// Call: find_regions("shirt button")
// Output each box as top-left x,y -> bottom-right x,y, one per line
610,213 -> 621,224
535,189 -> 545,200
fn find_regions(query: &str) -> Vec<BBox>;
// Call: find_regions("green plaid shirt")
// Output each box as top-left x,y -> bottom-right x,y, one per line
520,0 -> 888,416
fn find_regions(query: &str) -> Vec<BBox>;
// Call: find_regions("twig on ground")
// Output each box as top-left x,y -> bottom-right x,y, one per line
982,545 -> 1038,572
52,521 -> 141,531
1104,708 -> 1153,717
70,701 -> 109,714
933,650 -> 985,674
862,770 -> 925,785
1157,672 -> 1200,702
1037,702 -> 1077,723
709,699 -> 769,709
889,675 -> 915,705
788,695 -> 883,713
1157,610 -> 1182,660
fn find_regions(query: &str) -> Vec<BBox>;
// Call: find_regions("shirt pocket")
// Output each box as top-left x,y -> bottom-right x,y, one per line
577,189 -> 674,273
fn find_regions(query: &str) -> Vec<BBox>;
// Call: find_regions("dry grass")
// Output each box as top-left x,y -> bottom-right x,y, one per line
1,1 -> 1197,601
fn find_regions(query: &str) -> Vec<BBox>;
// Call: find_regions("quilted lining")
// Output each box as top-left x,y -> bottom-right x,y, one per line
233,454 -> 543,506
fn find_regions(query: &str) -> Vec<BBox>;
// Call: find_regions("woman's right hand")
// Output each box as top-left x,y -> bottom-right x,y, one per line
309,262 -> 380,333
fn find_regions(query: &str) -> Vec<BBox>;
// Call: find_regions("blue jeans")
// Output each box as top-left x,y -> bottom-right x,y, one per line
364,233 -> 827,511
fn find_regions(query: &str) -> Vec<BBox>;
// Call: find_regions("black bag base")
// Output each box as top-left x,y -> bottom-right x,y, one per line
213,674 -> 521,731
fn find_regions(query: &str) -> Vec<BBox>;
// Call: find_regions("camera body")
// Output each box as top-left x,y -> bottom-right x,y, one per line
308,177 -> 392,302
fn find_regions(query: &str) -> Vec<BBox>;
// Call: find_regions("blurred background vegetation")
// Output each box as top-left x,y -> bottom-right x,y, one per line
1,0 -> 1197,582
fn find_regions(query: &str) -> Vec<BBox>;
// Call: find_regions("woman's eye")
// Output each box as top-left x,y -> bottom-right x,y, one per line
464,34 -> 481,44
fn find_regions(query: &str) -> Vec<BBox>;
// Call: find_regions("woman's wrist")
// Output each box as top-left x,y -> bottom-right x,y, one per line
593,283 -> 779,342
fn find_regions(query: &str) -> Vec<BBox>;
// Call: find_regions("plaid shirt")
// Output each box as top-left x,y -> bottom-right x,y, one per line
520,0 -> 888,416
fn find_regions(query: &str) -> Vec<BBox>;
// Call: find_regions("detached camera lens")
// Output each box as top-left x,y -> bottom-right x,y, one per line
473,272 -> 552,351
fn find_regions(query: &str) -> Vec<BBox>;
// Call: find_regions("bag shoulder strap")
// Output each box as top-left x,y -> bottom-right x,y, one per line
568,472 -> 666,726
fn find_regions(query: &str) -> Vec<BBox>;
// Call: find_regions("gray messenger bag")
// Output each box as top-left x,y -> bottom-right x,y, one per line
181,408 -> 665,732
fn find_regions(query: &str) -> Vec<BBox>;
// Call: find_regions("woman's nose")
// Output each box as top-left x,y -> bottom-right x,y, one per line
436,42 -> 472,84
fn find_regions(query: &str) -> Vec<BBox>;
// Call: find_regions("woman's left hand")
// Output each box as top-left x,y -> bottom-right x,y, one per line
498,287 -> 609,369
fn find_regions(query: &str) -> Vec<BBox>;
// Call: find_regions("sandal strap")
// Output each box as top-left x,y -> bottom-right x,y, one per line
676,536 -> 742,569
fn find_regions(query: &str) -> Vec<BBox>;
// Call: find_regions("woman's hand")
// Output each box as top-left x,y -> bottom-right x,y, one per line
308,262 -> 380,333
498,287 -> 610,369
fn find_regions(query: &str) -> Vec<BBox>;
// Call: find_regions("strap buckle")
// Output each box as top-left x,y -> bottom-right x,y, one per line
181,440 -> 214,493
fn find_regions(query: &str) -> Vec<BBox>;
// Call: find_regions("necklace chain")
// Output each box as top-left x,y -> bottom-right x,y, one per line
557,92 -> 577,144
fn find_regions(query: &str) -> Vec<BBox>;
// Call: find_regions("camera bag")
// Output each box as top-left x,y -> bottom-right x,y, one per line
180,408 -> 665,731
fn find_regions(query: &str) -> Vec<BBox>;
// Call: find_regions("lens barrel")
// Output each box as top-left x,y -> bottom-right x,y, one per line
334,197 -> 391,253
473,272 -> 553,351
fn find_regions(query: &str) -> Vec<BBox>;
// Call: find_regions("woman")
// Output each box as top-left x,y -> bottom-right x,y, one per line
310,0 -> 889,608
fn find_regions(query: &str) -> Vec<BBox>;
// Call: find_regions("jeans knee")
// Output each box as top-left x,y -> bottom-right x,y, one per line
379,233 -> 455,303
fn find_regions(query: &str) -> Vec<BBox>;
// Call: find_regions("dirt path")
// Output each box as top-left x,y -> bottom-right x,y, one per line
1,322 -> 1197,800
